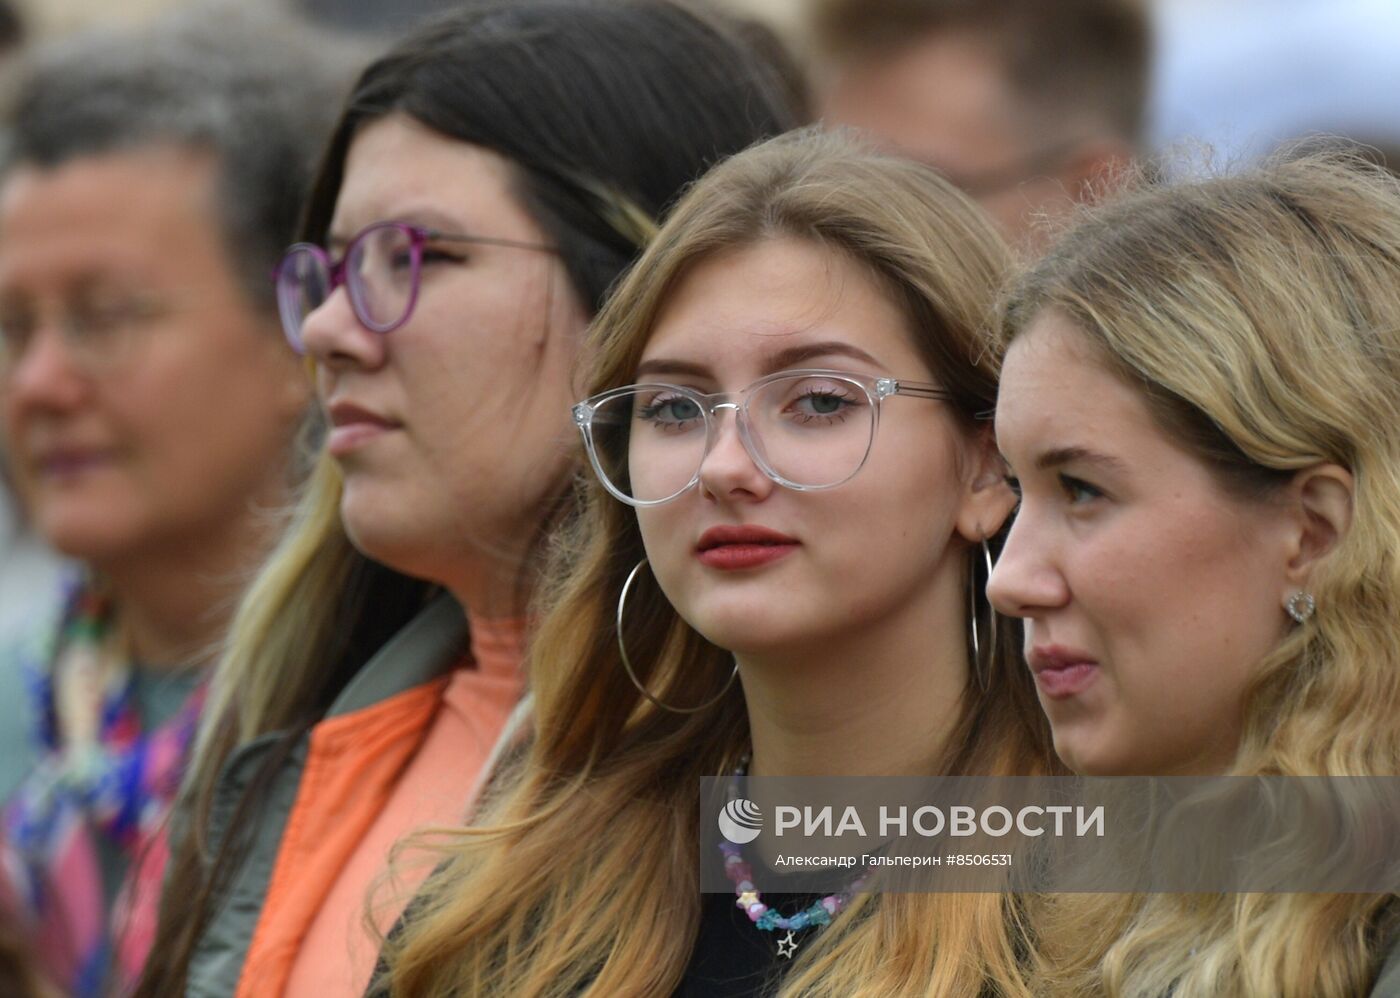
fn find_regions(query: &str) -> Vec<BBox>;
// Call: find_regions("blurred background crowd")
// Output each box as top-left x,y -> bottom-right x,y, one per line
0,0 -> 1398,994
4,0 -> 1400,602
11,0 -> 1400,680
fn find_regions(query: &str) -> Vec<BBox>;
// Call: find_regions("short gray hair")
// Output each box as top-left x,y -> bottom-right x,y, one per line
4,10 -> 362,314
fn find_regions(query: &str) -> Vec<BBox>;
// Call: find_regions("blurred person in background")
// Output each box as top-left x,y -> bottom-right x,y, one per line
0,0 -> 68,805
813,0 -> 1150,251
1356,141 -> 1400,178
134,4 -> 800,996
0,457 -> 67,800
290,0 -> 458,35
0,914 -> 54,998
0,13 -> 350,996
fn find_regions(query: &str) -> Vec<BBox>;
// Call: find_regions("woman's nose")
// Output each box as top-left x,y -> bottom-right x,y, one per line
986,509 -> 1070,618
298,286 -> 388,371
697,409 -> 775,504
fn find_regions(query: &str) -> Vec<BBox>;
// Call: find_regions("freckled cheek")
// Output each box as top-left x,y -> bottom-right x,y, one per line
1056,526 -> 1165,674
1080,522 -> 1247,701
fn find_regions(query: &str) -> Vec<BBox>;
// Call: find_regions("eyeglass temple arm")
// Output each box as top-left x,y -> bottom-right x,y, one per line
430,230 -> 558,254
886,379 -> 951,400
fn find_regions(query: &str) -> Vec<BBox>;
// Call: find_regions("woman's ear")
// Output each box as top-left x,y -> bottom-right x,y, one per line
1282,463 -> 1354,587
955,425 -> 1017,542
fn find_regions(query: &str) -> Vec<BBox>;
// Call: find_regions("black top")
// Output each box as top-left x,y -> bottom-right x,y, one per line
367,822 -> 844,997
368,887 -> 825,998
675,830 -> 835,998
676,889 -> 835,998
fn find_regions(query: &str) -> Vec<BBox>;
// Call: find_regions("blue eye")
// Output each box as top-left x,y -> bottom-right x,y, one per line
787,386 -> 859,424
800,391 -> 847,415
638,394 -> 703,429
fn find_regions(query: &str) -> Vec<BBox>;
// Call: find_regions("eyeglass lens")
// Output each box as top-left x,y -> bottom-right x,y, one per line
276,223 -> 418,351
0,295 -> 168,373
587,374 -> 877,503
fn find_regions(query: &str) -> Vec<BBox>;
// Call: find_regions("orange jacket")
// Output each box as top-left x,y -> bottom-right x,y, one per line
184,596 -> 522,998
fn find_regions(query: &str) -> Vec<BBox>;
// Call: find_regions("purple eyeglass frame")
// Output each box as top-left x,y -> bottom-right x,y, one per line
272,219 -> 556,354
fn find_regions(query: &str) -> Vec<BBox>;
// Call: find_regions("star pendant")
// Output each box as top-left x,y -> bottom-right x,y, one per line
776,931 -> 798,960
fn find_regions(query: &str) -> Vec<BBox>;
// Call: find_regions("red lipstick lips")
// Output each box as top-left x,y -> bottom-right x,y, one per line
1028,644 -> 1100,699
695,524 -> 799,570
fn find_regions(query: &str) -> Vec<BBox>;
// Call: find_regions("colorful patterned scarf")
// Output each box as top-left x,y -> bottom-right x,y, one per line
0,580 -> 205,996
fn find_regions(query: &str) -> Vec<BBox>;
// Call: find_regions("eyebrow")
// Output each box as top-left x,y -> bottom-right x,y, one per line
634,339 -> 887,380
1034,446 -> 1129,474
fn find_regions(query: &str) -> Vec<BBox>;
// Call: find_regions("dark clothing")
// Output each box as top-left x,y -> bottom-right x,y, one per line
675,891 -> 816,998
676,828 -> 835,998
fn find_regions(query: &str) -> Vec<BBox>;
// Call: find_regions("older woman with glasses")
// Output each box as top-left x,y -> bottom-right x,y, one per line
0,16 -> 345,997
371,128 -> 1056,998
135,4 -> 800,997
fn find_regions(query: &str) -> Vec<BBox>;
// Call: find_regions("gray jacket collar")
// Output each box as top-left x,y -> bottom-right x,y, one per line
326,592 -> 468,718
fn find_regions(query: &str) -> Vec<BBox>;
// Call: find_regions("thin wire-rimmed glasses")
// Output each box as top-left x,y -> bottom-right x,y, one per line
572,368 -> 950,506
0,293 -> 180,375
272,220 -> 556,353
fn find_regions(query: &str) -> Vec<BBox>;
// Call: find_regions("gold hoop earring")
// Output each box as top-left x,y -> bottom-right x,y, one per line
617,558 -> 738,714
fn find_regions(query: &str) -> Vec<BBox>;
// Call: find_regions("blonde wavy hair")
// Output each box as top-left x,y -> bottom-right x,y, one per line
999,148 -> 1400,997
377,128 -> 1056,997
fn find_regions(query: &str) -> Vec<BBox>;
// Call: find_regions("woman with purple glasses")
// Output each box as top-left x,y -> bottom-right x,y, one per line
134,3 -> 799,996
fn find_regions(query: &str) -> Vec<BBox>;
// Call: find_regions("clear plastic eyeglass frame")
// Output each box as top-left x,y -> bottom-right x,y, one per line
572,368 -> 950,507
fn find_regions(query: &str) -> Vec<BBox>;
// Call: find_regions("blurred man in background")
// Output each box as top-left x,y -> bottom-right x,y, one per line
815,0 -> 1151,250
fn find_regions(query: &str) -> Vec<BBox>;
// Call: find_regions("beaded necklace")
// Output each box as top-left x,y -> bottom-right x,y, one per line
720,756 -> 869,960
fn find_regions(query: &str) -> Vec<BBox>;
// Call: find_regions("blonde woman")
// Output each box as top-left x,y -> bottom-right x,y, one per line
376,128 -> 1056,997
989,150 -> 1400,996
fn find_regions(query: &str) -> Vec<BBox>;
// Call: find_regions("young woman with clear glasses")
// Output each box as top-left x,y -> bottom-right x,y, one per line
988,150 -> 1400,996
135,4 -> 799,996
373,128 -> 1057,998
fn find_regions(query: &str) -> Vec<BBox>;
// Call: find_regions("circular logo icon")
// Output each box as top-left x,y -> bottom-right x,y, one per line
718,797 -> 763,844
